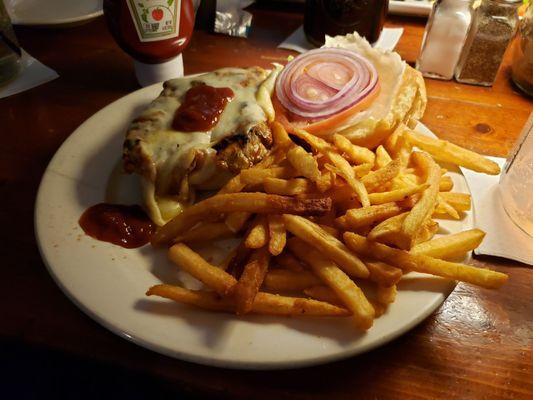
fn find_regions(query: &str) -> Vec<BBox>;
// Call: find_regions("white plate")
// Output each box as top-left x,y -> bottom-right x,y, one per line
35,82 -> 471,370
6,0 -> 103,26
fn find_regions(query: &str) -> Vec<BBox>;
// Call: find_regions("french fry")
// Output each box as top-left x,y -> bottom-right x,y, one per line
291,128 -> 332,153
333,134 -> 376,165
268,214 -> 286,256
225,212 -> 252,233
274,252 -> 305,272
283,214 -> 369,278
405,130 -> 501,175
289,238 -> 375,330
263,177 -> 313,196
342,202 -> 403,229
376,285 -> 397,305
364,260 -> 403,287
375,145 -> 393,169
173,222 -> 234,244
245,215 -> 269,249
234,247 -> 271,314
167,243 -> 237,296
353,163 -> 374,178
315,170 -> 335,192
368,183 -> 429,205
287,146 -> 321,181
263,269 -> 322,291
435,195 -> 460,219
398,152 -> 441,249
413,219 -> 439,245
367,212 -> 408,243
240,166 -> 295,186
327,151 -> 370,207
411,229 -> 486,259
344,233 -> 508,289
439,175 -> 454,192
439,192 -> 471,211
152,193 -> 332,245
361,159 -> 401,192
304,285 -> 343,305
271,120 -> 293,148
147,285 -> 350,316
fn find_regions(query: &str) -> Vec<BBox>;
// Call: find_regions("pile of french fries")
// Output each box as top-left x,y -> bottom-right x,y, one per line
147,121 -> 507,331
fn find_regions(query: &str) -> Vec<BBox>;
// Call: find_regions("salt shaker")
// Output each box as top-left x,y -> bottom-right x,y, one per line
416,0 -> 473,80
455,0 -> 522,87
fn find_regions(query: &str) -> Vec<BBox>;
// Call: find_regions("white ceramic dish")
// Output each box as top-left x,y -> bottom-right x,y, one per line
6,0 -> 103,26
35,81 -> 471,370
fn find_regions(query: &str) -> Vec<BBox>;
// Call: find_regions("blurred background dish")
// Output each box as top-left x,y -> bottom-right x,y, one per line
5,0 -> 103,26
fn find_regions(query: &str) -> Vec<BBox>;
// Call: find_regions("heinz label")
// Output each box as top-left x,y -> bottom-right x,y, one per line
127,0 -> 181,42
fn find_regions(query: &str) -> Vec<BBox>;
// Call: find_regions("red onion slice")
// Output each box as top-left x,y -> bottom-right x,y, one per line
275,48 -> 379,120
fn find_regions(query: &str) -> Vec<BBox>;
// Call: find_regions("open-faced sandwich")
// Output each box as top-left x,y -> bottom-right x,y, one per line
122,33 -> 425,226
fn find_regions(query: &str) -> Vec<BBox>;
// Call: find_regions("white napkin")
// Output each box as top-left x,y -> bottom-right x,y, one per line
278,26 -> 404,53
461,158 -> 533,265
0,49 -> 59,99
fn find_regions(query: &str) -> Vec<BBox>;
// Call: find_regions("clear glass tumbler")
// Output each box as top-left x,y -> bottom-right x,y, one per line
499,113 -> 533,237
0,0 -> 21,86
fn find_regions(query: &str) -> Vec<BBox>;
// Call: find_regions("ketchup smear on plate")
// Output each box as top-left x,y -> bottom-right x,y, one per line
79,204 -> 154,249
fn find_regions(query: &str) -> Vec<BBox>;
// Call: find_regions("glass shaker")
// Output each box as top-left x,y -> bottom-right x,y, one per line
511,3 -> 533,96
455,0 -> 522,87
416,0 -> 473,80
304,0 -> 388,47
0,0 -> 22,85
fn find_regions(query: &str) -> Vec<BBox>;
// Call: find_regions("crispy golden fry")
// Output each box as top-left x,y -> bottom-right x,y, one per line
287,146 -> 321,181
343,202 -> 403,230
283,214 -> 369,278
411,229 -> 486,259
364,260 -> 403,286
234,247 -> 271,314
263,177 -> 313,196
291,128 -> 332,153
289,238 -> 375,330
394,131 -> 413,167
368,212 -> 408,243
327,151 -> 370,207
344,233 -> 508,289
271,120 -> 293,148
413,219 -> 439,245
304,285 -> 342,305
245,215 -> 269,249
240,166 -> 295,186
173,222 -> 234,244
361,160 -> 401,192
375,145 -> 393,169
333,134 -> 376,165
398,152 -> 441,249
376,285 -> 397,305
273,252 -> 305,272
368,183 -> 429,205
167,243 -> 237,295
226,240 -> 252,277
353,163 -> 374,179
435,195 -> 460,219
152,193 -> 332,245
315,170 -> 335,192
147,285 -> 350,316
319,224 -> 341,239
439,176 -> 454,192
225,212 -> 252,233
268,214 -> 286,256
405,130 -> 501,175
439,192 -> 471,211
263,269 -> 321,291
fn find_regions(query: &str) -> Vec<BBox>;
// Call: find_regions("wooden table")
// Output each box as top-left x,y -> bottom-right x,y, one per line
2,5 -> 532,399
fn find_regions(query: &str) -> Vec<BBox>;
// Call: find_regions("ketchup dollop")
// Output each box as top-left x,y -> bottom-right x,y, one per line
79,204 -> 155,249
172,85 -> 234,132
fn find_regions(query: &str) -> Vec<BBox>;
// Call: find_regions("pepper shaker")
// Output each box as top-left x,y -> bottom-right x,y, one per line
455,0 -> 522,87
511,3 -> 533,96
416,0 -> 473,80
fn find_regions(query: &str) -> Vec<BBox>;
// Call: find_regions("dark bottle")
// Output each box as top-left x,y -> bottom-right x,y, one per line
304,0 -> 388,46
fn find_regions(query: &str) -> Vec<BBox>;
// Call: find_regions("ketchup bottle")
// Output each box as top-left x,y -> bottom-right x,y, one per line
103,0 -> 195,86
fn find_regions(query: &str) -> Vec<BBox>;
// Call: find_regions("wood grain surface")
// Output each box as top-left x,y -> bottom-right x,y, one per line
1,4 -> 531,399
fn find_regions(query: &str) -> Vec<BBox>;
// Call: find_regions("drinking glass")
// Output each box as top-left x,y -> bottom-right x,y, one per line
0,0 -> 21,86
499,113 -> 533,237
